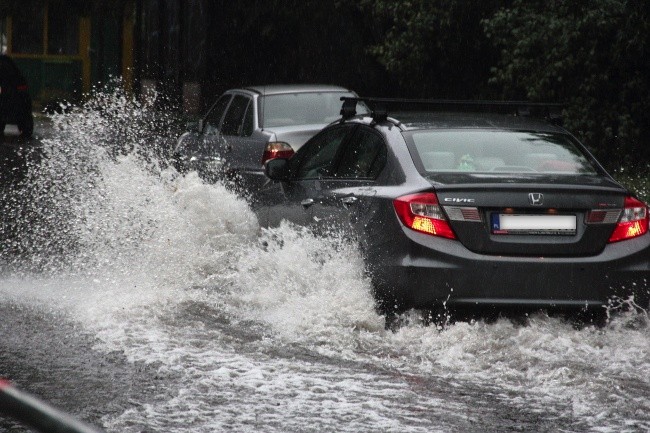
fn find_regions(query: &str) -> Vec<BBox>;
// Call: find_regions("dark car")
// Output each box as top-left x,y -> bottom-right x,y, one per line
0,55 -> 33,138
173,84 -> 364,193
255,98 -> 650,321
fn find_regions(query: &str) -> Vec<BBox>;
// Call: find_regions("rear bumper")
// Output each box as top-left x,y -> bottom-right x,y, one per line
371,229 -> 650,310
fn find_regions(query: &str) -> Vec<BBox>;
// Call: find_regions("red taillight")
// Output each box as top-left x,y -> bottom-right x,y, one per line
608,196 -> 649,243
261,141 -> 294,165
393,192 -> 456,239
16,84 -> 28,92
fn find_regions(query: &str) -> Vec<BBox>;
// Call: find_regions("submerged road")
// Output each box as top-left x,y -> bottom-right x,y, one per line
1,108 -> 649,432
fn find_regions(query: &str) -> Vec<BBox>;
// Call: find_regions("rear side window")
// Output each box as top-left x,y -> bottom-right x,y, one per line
335,127 -> 386,179
204,94 -> 231,132
241,102 -> 254,137
294,126 -> 353,179
406,130 -> 598,175
221,95 -> 250,136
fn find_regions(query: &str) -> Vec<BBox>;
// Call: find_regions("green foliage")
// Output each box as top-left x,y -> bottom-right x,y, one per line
360,0 -> 650,170
613,170 -> 650,203
483,0 -> 650,169
361,0 -> 502,97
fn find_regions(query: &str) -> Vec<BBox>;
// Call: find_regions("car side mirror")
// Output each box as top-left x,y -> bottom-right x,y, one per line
186,121 -> 198,133
265,158 -> 290,181
186,120 -> 203,133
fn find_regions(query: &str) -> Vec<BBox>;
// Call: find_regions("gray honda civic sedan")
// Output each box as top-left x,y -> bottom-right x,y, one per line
255,99 -> 650,321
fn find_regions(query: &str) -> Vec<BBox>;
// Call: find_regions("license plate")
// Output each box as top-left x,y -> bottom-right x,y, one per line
491,213 -> 576,235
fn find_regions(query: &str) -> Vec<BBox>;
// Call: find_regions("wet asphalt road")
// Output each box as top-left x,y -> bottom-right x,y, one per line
0,303 -> 156,432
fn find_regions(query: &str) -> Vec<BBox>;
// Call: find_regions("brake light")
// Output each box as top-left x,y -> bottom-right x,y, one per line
261,141 -> 294,165
608,196 -> 649,243
393,192 -> 456,239
16,84 -> 28,92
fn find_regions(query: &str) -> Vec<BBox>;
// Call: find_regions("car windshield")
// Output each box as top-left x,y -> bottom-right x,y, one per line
406,130 -> 598,175
260,92 -> 366,128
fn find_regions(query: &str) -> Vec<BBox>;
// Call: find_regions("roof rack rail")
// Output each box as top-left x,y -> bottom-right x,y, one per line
340,97 -> 564,124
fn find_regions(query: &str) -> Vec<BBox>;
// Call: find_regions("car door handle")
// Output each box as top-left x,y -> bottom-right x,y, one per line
301,198 -> 315,208
340,196 -> 358,208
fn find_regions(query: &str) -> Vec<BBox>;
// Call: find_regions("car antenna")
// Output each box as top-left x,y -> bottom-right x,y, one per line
261,85 -> 265,131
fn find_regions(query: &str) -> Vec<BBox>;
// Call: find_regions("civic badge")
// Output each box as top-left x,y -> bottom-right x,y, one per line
529,193 -> 544,206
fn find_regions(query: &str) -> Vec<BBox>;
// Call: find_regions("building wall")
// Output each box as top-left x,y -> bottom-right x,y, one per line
2,0 -> 213,113
1,0 -> 134,107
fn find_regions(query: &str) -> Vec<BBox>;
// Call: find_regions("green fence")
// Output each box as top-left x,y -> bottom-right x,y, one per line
12,56 -> 83,107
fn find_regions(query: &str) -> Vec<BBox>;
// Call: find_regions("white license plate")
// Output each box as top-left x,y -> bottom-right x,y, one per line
492,214 -> 576,235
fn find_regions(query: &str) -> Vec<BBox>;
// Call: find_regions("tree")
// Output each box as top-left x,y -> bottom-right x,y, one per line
360,0 -> 502,98
483,0 -> 650,169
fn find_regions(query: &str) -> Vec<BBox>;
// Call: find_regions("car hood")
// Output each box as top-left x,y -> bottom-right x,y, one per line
266,123 -> 330,150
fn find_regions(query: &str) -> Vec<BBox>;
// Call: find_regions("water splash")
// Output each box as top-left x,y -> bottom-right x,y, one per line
0,87 -> 648,433
2,86 -> 255,279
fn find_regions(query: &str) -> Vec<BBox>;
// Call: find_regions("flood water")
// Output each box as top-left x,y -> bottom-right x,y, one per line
1,91 -> 649,433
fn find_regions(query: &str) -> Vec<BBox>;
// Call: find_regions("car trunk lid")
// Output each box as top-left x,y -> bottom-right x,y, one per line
430,174 -> 628,256
267,123 -> 329,151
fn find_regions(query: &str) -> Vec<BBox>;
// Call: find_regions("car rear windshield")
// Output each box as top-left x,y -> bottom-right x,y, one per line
261,92 -> 365,128
405,130 -> 598,175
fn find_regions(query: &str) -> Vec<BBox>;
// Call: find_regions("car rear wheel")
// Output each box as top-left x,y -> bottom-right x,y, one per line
17,115 -> 33,138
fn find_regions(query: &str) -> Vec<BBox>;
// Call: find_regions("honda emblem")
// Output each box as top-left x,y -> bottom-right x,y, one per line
529,193 -> 544,206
